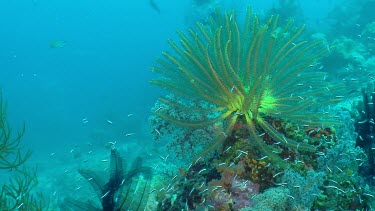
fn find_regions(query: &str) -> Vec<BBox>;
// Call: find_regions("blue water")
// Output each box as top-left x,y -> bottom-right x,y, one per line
1,0 -> 373,210
0,0 -> 336,153
0,0 -> 187,153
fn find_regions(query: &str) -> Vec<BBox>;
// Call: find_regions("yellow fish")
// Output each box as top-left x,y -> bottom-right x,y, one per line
49,40 -> 66,49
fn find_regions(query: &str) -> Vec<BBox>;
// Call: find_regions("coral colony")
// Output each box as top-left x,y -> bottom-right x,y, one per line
149,7 -> 374,210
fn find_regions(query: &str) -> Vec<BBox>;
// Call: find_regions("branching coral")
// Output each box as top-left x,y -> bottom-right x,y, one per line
0,92 -> 49,210
151,7 -> 342,167
281,170 -> 324,210
0,92 -> 31,170
0,167 -> 49,210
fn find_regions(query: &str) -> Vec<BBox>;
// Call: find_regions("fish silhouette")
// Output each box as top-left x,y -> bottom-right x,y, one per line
149,0 -> 160,14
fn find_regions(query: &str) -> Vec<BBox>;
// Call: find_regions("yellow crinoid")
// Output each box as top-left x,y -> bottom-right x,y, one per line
150,8 -> 341,165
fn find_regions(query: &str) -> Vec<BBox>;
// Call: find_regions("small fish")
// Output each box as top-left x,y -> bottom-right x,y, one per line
125,133 -> 135,137
82,118 -> 88,124
50,40 -> 66,49
149,0 -> 160,14
348,89 -> 359,94
178,168 -> 186,176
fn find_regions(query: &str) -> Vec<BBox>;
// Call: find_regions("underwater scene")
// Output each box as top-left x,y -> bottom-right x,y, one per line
1,0 -> 375,210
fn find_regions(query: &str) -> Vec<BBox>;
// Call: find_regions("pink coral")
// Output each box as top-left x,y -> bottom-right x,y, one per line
212,191 -> 232,208
230,179 -> 259,210
209,177 -> 259,209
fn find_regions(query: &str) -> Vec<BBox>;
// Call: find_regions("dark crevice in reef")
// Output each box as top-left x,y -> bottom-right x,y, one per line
354,85 -> 375,185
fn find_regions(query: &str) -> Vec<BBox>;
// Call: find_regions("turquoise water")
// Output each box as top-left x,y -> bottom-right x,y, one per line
0,0 -> 335,161
1,0 -> 374,210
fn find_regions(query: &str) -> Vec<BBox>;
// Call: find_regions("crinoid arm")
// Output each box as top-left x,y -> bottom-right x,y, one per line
151,7 -> 343,166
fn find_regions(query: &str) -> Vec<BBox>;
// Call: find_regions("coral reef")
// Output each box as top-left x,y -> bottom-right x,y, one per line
315,101 -> 373,210
281,170 -> 324,209
321,35 -> 373,91
149,96 -> 219,160
325,0 -> 372,37
143,2 -> 375,210
243,187 -> 289,211
315,136 -> 371,209
151,6 -> 342,168
321,7 -> 375,94
148,6 -> 354,210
